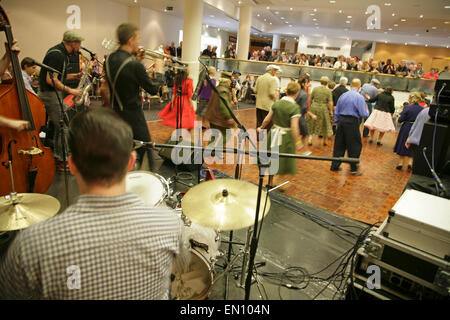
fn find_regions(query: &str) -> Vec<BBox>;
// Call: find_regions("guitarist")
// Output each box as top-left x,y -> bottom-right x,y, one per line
38,31 -> 83,172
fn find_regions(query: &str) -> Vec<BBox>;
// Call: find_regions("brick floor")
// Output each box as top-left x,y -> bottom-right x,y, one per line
148,109 -> 411,225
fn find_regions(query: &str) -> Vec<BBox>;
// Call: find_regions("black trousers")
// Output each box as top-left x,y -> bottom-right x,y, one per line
115,108 -> 154,171
362,103 -> 374,137
331,116 -> 362,172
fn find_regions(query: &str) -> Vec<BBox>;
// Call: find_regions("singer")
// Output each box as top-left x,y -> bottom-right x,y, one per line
38,30 -> 84,172
105,23 -> 163,171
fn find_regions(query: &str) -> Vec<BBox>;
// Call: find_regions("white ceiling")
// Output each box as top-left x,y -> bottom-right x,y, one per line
112,0 -> 450,47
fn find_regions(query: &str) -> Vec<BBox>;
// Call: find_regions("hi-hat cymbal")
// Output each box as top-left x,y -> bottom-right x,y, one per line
181,179 -> 271,231
0,193 -> 60,231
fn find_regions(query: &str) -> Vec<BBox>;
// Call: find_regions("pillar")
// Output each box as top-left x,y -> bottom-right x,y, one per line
182,0 -> 204,100
236,6 -> 252,60
272,34 -> 281,50
128,5 -> 141,26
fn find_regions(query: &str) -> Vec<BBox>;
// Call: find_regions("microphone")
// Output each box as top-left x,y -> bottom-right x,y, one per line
133,140 -> 155,150
81,46 -> 96,58
32,59 -> 61,75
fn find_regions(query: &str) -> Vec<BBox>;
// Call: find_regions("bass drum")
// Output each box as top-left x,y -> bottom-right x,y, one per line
171,220 -> 221,300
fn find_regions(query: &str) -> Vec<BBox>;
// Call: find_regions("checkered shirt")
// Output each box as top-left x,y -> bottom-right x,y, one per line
0,193 -> 184,299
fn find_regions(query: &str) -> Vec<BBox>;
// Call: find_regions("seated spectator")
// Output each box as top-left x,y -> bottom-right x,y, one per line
333,55 -> 347,69
412,62 -> 425,78
361,61 -> 371,72
396,61 -> 408,76
423,68 -> 439,80
211,46 -> 218,59
322,58 -> 332,68
440,66 -> 449,74
299,54 -> 309,66
406,63 -> 416,77
382,59 -> 395,74
377,61 -> 386,73
202,45 -> 213,57
369,61 -> 380,73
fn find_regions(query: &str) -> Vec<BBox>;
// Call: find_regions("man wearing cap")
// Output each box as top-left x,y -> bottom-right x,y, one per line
254,65 -> 278,128
360,78 -> 380,137
230,70 -> 241,105
205,72 -> 237,146
38,31 -> 84,172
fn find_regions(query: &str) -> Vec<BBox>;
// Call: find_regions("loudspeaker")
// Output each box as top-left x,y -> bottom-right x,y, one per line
159,137 -> 203,172
412,121 -> 450,177
429,73 -> 450,124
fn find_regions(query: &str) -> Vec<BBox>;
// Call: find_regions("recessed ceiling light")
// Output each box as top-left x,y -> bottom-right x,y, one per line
392,13 -> 396,16
419,15 -> 424,18
346,21 -> 351,24
388,28 -> 393,31
384,3 -> 391,6
338,10 -> 343,14
394,24 -> 398,27
269,22 -> 272,25
275,11 -> 279,14
401,19 -> 406,22
290,8 -> 293,11
314,8 -> 317,12
405,43 -> 407,45
385,41 -> 388,43
313,18 -> 317,21
445,6 -> 450,9
425,44 -> 428,47
264,19 -> 267,21
281,17 -> 285,19
310,13 -> 315,16
257,14 -> 260,17
432,26 -> 437,29
266,6 -> 270,9
330,0 -> 336,3
347,16 -> 352,19
445,21 -> 450,24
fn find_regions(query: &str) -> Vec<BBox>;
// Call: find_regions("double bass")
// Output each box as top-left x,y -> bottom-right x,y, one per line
0,5 -> 55,196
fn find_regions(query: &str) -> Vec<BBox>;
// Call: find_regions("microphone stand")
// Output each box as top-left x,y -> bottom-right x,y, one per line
50,75 -> 70,207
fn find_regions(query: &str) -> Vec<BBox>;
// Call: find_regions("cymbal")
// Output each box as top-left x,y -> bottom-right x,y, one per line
0,193 -> 60,231
181,179 -> 271,231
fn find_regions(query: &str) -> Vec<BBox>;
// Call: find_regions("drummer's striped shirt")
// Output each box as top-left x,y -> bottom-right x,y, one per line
0,193 -> 186,299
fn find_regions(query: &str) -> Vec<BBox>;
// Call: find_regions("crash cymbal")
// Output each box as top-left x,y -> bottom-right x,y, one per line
0,193 -> 60,231
181,179 -> 270,231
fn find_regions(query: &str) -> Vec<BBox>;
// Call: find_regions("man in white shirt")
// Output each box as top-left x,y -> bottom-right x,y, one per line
333,55 -> 347,69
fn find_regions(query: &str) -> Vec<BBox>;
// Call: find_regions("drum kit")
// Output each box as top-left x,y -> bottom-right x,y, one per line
125,171 -> 271,300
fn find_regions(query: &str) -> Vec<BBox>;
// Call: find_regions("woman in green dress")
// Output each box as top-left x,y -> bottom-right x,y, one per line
258,82 -> 303,189
306,76 -> 334,146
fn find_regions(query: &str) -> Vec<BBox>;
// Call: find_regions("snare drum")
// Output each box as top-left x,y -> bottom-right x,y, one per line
126,171 -> 169,207
171,220 -> 221,300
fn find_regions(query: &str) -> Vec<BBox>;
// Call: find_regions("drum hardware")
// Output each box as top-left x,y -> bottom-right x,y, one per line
1,155 -> 60,232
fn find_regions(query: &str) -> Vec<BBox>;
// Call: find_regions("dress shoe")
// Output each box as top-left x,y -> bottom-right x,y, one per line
377,141 -> 383,146
330,167 -> 342,171
369,140 -> 374,144
407,164 -> 412,171
396,165 -> 403,170
350,171 -> 363,176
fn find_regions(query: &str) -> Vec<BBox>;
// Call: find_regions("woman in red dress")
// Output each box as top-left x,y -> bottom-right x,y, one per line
158,69 -> 196,129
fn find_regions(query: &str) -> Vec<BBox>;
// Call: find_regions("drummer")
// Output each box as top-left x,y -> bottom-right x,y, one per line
0,107 -> 189,299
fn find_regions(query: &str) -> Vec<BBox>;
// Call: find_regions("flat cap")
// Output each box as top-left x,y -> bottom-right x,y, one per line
63,30 -> 84,42
371,78 -> 380,85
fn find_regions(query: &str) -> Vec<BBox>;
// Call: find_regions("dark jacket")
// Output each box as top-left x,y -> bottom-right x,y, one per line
368,92 -> 395,114
332,85 -> 349,106
205,82 -> 237,128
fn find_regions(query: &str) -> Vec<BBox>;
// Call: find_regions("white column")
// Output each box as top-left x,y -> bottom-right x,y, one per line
272,34 -> 281,50
128,5 -> 141,26
182,0 -> 204,102
236,6 -> 252,60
